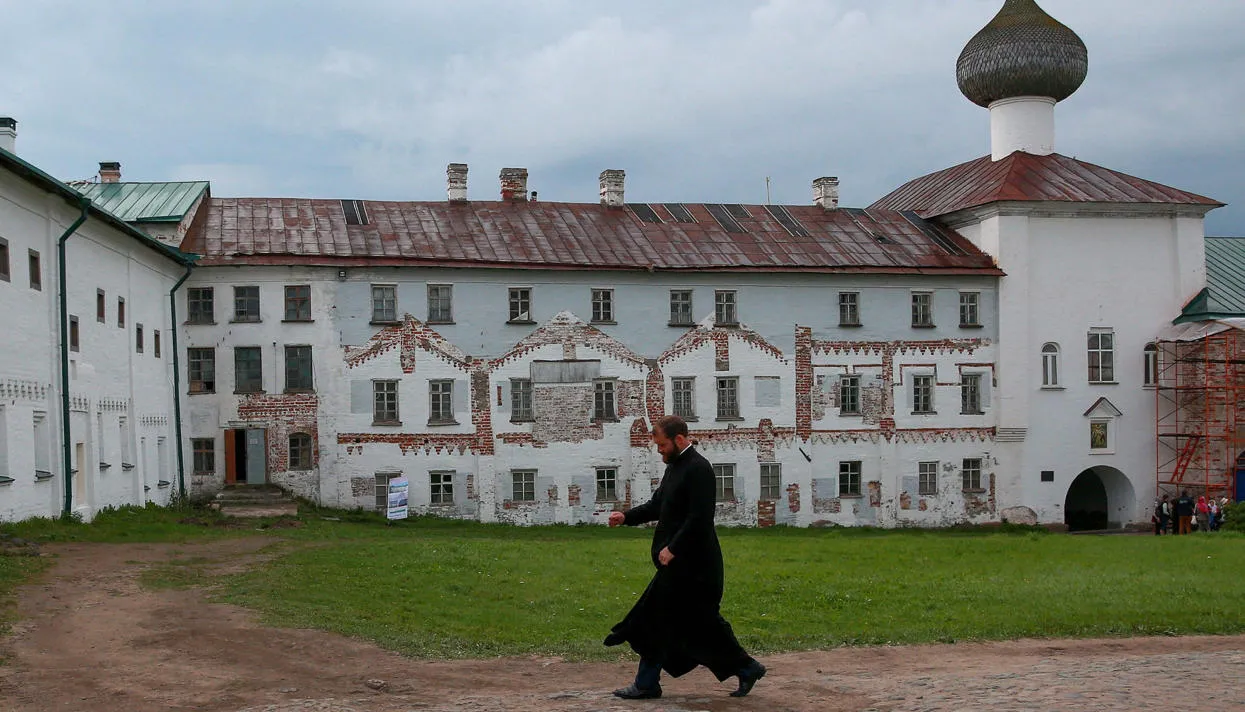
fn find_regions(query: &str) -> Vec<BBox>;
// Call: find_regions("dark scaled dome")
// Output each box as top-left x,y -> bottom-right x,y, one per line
956,0 -> 1088,108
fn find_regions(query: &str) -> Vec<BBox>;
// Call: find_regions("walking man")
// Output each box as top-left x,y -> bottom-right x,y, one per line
1175,490 -> 1195,535
605,415 -> 766,699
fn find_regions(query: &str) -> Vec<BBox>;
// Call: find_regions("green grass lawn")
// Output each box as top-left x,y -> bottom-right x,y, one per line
4,506 -> 1245,661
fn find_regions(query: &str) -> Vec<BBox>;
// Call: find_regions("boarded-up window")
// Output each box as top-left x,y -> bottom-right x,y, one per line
754,376 -> 780,407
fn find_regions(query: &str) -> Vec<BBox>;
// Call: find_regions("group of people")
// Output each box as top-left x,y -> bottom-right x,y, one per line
1153,490 -> 1231,534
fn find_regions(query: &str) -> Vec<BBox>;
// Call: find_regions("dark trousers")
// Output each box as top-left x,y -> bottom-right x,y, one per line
635,657 -> 663,690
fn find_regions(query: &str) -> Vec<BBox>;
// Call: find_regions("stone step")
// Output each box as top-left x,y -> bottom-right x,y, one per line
214,502 -> 300,519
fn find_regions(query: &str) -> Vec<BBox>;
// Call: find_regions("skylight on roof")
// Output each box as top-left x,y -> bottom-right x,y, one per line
341,199 -> 369,226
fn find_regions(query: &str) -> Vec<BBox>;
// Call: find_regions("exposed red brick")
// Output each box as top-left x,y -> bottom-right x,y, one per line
567,483 -> 582,506
629,418 -> 650,448
786,482 -> 801,513
757,500 -> 776,528
795,327 -> 813,440
497,432 -> 548,448
344,315 -> 472,373
337,432 -> 477,455
868,481 -> 882,508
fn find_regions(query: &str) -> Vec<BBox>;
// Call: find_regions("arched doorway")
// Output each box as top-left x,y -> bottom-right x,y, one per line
1065,466 -> 1135,531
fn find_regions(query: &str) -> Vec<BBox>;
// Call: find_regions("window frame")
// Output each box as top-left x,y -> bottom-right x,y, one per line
959,291 -> 980,327
233,346 -> 264,394
512,469 -> 536,503
154,330 -> 161,359
1042,342 -> 1061,388
911,291 -> 934,327
669,290 -> 693,326
840,374 -> 861,415
590,288 -> 615,324
371,284 -> 398,324
960,373 -> 982,414
186,287 -> 214,324
1087,330 -> 1116,384
918,461 -> 938,496
427,284 -> 453,324
508,287 -> 533,323
69,315 -> 80,352
1143,343 -> 1159,387
428,379 -> 455,424
595,467 -> 618,502
373,379 -> 400,425
96,289 -> 106,323
716,376 -> 740,420
117,297 -> 125,328
510,378 -> 533,422
135,323 -> 144,354
191,438 -> 215,474
430,470 -> 455,506
374,472 -> 397,512
288,432 -> 314,470
838,291 -> 860,327
0,237 -> 8,282
912,374 -> 935,414
188,347 -> 216,394
593,379 -> 617,422
283,285 -> 312,322
760,462 -> 781,500
284,345 -> 314,392
961,458 -> 983,491
839,460 -> 862,497
714,290 -> 738,326
28,249 -> 40,291
713,463 -> 736,502
671,377 -> 696,419
232,285 -> 261,323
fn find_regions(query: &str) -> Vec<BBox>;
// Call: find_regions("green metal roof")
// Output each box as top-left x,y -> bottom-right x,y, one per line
1176,237 -> 1245,323
0,147 -> 195,267
74,181 -> 209,223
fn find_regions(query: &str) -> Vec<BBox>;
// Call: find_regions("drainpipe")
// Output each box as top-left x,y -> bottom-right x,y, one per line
58,198 -> 90,518
169,265 -> 193,500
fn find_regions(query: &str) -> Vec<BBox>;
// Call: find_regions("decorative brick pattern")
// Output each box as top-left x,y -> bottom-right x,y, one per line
497,432 -> 548,448
795,327 -> 813,439
487,312 -> 645,373
660,319 -> 787,367
344,315 -> 471,373
786,482 -> 801,513
470,371 -> 494,455
238,393 -> 320,474
337,432 -> 476,455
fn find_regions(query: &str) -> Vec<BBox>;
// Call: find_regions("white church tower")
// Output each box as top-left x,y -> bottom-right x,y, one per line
874,0 -> 1221,529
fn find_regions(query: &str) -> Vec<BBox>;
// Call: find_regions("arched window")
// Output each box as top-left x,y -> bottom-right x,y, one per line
288,432 -> 313,470
1143,344 -> 1159,387
1041,343 -> 1061,387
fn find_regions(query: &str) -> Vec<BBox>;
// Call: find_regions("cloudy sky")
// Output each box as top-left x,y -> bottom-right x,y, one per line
1,0 -> 1241,234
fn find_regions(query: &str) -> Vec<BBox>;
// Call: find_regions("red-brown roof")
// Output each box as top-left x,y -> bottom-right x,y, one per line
182,198 -> 1002,274
870,152 -> 1223,218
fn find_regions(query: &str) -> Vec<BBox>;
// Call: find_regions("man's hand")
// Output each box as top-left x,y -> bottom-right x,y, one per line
608,511 -> 625,527
658,546 -> 675,566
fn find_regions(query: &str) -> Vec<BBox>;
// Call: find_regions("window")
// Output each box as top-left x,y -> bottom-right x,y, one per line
510,378 -> 533,421
508,287 -> 532,322
912,375 -> 934,414
671,377 -> 696,419
135,323 -> 144,353
959,292 -> 980,327
374,472 -> 397,512
594,380 -> 617,421
961,374 -> 982,414
427,284 -> 453,323
33,412 -> 51,477
838,292 -> 860,326
117,297 -> 125,328
919,461 -> 938,495
512,470 -> 536,502
716,376 -> 740,419
284,345 -> 313,391
232,286 -> 261,322
1144,344 -> 1158,387
284,285 -> 311,321
1088,330 -> 1115,383
596,467 -> 618,502
342,199 -> 369,226
1042,343 -> 1061,387
234,347 -> 263,393
715,290 -> 738,326
429,380 -> 454,423
839,461 -> 862,496
373,380 -> 399,424
96,289 -> 106,323
962,458 -> 983,491
192,438 -> 215,474
1090,420 -> 1110,451
840,375 -> 861,415
760,463 -> 781,500
28,250 -> 40,291
371,285 -> 397,323
154,330 -> 161,358
288,433 -> 313,470
0,237 -> 8,281
591,289 -> 614,323
187,287 -> 213,324
911,292 -> 933,327
188,348 -> 215,393
713,463 -> 735,501
69,316 -> 79,352
669,290 -> 693,325
430,471 -> 454,505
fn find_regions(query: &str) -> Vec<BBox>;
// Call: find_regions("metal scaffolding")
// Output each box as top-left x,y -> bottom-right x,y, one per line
1155,326 -> 1245,500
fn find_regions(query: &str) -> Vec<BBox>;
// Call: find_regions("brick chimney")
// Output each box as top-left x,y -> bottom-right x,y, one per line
813,176 -> 839,210
99,161 -> 122,183
499,168 -> 528,201
599,169 -> 625,209
447,163 -> 468,202
0,118 -> 16,154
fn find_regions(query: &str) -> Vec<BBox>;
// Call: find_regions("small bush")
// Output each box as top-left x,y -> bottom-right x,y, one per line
1221,500 -> 1245,533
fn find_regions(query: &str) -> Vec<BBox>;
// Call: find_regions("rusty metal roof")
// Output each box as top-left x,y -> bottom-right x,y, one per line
870,152 -> 1223,218
183,198 -> 1002,274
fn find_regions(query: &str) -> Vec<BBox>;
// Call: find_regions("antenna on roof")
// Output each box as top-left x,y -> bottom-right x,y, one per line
765,177 -> 771,205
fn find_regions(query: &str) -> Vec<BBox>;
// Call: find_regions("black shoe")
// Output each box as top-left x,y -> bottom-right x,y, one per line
730,661 -> 766,697
613,683 -> 662,699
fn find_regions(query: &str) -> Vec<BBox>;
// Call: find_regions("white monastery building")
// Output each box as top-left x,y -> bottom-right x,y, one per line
0,0 -> 1234,528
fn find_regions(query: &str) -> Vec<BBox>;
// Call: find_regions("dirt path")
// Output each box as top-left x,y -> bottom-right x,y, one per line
0,539 -> 1242,712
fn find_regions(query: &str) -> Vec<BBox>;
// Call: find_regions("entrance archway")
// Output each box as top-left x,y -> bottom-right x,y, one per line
1065,466 -> 1135,531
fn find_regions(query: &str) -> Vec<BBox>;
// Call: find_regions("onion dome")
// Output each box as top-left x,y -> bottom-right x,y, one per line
956,0 -> 1088,108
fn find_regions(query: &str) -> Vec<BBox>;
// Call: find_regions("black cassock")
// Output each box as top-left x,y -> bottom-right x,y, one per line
605,446 -> 751,681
